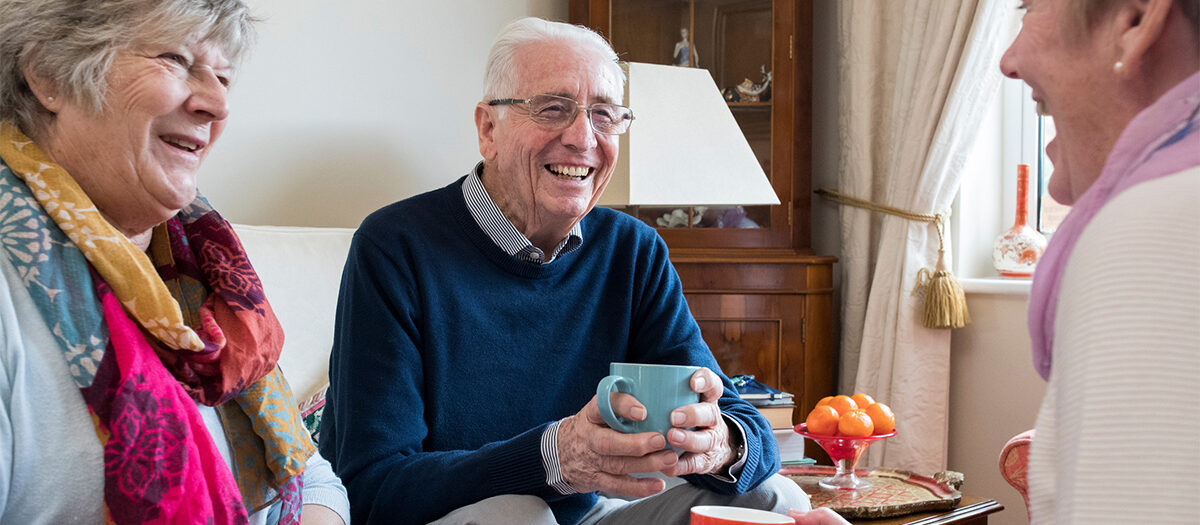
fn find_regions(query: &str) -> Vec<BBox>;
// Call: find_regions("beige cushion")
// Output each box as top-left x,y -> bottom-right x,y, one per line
232,224 -> 355,403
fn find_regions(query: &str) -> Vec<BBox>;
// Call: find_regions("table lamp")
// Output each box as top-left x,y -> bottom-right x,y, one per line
600,62 -> 780,211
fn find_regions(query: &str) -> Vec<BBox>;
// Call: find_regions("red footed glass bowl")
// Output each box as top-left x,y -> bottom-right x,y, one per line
794,423 -> 896,490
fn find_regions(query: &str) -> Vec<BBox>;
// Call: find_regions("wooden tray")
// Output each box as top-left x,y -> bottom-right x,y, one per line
781,466 -> 963,519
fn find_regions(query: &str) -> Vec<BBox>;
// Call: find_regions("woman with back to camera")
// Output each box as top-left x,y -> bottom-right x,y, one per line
0,0 -> 348,523
1002,0 -> 1198,523
789,1 -> 1198,524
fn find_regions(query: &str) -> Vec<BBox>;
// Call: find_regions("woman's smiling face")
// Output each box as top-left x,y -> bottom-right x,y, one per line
40,37 -> 234,234
999,0 -> 1129,205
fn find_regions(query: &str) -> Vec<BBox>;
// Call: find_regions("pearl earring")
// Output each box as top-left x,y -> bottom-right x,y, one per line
46,96 -> 54,102
1113,61 -> 1124,74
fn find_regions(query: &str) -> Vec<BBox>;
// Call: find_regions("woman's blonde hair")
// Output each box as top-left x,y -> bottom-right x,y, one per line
0,0 -> 258,135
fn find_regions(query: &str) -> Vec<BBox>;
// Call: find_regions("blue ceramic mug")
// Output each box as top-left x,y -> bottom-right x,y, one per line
596,362 -> 701,436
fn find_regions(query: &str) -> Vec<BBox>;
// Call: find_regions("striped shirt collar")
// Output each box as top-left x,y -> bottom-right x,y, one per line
461,162 -> 583,265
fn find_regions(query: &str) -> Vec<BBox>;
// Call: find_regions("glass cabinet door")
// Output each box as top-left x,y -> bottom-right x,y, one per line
571,0 -> 811,252
607,0 -> 774,232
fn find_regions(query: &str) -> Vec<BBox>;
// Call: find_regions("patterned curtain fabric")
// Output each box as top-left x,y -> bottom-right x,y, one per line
834,0 -> 1014,473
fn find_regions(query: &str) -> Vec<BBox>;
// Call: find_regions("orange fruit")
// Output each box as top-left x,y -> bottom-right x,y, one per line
826,395 -> 858,415
838,409 -> 875,437
816,395 -> 834,407
850,393 -> 876,410
805,405 -> 840,436
865,402 -> 896,434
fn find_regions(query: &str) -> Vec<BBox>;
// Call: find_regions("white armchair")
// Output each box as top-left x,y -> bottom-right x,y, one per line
231,224 -> 355,406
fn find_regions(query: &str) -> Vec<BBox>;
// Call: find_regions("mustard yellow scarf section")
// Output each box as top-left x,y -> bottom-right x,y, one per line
0,123 -> 204,351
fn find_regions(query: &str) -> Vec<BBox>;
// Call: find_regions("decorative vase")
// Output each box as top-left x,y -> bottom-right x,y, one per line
992,164 -> 1048,278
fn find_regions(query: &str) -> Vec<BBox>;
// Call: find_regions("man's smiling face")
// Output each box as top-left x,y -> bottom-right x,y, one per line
476,39 -> 622,236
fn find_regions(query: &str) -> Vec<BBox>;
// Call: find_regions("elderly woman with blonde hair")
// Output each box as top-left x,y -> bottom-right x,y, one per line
0,0 -> 348,523
1002,0 -> 1198,523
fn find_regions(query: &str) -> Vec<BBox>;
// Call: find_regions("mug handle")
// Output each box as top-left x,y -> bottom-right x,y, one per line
596,375 -> 637,432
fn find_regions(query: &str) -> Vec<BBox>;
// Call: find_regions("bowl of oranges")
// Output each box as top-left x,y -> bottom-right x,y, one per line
794,393 -> 896,490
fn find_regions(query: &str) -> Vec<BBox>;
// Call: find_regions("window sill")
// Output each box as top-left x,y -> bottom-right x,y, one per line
959,277 -> 1031,296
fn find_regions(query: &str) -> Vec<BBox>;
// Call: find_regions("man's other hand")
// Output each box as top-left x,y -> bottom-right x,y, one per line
660,367 -> 736,477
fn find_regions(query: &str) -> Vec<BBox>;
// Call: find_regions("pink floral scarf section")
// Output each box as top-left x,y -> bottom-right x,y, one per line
1028,72 -> 1200,380
84,280 -> 249,523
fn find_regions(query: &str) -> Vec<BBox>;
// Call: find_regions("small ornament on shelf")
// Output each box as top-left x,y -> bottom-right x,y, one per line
656,207 -> 702,228
672,28 -> 697,67
734,65 -> 772,103
722,87 -> 740,103
992,164 -> 1048,278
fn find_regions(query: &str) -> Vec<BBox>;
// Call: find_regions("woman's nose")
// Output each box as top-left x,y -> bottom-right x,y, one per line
999,41 -> 1020,79
187,69 -> 229,121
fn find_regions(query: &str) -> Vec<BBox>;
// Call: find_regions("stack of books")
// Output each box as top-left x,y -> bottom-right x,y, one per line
732,375 -> 814,466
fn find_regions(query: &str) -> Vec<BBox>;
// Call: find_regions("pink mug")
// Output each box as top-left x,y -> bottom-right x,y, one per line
690,506 -> 795,525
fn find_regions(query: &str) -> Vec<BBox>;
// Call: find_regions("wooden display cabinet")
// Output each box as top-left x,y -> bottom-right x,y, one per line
570,0 -> 836,451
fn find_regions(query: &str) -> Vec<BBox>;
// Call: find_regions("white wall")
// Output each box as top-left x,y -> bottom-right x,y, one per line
949,291 -> 1045,525
199,0 -> 568,228
811,2 -> 840,263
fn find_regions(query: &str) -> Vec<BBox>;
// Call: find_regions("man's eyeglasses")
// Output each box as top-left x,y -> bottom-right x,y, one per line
488,93 -> 635,135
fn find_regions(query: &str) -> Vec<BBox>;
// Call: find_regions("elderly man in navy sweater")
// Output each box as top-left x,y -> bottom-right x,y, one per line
320,16 -> 810,525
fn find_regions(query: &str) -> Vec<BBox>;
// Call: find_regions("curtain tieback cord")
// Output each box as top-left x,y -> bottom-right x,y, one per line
815,188 -> 970,329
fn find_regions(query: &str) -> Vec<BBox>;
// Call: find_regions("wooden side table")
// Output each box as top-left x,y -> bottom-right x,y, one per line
848,496 -> 1004,525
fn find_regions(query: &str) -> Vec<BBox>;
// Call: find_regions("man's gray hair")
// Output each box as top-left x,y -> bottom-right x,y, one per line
482,17 -> 625,104
0,0 -> 257,135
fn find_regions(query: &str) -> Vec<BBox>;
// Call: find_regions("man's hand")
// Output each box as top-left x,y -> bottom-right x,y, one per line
558,395 -> 681,498
660,368 -> 737,477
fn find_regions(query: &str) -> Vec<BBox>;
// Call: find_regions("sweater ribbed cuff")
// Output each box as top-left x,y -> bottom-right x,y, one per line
487,423 -> 558,497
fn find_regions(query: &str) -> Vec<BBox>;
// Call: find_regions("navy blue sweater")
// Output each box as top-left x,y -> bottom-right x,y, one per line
320,177 -> 779,524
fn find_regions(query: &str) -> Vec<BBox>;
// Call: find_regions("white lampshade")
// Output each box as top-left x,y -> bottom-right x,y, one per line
600,62 -> 780,207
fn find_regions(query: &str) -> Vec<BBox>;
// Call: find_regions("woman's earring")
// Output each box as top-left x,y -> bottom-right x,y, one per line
1113,61 -> 1125,74
46,96 -> 54,102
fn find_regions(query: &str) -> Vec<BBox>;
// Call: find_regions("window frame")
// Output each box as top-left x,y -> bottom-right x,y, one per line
952,75 -> 1044,282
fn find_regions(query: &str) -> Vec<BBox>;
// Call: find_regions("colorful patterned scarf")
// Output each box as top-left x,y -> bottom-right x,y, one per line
0,123 -> 314,523
1028,72 -> 1200,380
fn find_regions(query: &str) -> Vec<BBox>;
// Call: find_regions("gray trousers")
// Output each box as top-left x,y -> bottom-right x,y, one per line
428,474 -> 810,525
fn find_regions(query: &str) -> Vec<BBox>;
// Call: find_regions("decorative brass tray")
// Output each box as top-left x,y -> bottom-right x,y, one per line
782,466 -> 964,519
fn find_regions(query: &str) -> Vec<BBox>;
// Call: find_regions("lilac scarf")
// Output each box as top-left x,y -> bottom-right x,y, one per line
1029,71 -> 1200,380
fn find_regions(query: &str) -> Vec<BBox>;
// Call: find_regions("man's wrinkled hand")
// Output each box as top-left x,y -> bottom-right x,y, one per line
659,367 -> 737,477
557,395 -> 680,498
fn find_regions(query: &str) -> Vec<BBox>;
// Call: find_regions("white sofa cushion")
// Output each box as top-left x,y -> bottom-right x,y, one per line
231,224 -> 355,403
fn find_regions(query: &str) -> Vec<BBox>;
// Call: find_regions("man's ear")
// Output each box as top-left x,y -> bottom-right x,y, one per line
22,64 -> 62,113
475,102 -> 498,160
1113,0 -> 1172,73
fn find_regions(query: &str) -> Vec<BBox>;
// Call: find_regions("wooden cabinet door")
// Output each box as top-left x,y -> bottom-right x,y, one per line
674,253 -> 836,418
689,294 -> 803,403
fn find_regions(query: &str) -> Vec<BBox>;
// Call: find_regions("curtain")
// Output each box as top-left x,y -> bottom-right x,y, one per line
834,0 -> 1014,473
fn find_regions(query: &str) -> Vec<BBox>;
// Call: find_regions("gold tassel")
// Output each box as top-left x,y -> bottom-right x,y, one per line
914,216 -> 970,329
815,189 -> 970,329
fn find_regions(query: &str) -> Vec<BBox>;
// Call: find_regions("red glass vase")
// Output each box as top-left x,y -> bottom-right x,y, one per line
992,164 -> 1047,278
